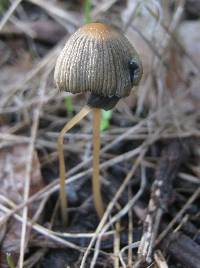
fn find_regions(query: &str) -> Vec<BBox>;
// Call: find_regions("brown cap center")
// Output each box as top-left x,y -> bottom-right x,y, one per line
79,23 -> 115,39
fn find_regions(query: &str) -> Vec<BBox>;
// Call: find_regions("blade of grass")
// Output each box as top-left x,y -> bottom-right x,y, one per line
84,0 -> 92,24
100,110 -> 112,132
6,253 -> 16,268
64,95 -> 74,116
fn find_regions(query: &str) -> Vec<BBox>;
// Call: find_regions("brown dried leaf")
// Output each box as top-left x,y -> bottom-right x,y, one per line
0,144 -> 43,267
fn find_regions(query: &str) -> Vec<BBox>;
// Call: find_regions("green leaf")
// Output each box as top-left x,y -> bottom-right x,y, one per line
100,110 -> 112,132
64,96 -> 74,116
6,253 -> 16,268
84,0 -> 92,24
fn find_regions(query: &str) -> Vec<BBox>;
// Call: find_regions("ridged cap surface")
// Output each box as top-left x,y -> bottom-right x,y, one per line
54,23 -> 142,97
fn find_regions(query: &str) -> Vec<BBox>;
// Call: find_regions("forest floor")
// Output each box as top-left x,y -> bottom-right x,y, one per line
0,0 -> 200,267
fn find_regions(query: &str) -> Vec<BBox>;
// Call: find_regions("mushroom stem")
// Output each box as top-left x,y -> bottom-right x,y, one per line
92,108 -> 104,218
57,105 -> 92,224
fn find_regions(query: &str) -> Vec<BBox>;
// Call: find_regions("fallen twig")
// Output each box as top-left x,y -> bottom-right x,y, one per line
137,139 -> 191,264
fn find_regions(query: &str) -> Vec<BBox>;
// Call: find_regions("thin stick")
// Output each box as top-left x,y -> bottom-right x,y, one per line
57,105 -> 92,224
154,250 -> 169,268
18,70 -> 48,268
92,108 -> 104,218
114,221 -> 121,268
128,186 -> 133,267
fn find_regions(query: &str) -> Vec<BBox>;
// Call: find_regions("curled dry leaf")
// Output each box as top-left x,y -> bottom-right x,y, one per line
0,144 -> 43,267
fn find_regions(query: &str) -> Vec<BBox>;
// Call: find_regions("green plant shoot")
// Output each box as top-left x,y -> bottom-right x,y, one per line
84,0 -> 92,24
100,110 -> 112,132
64,95 -> 74,116
6,253 -> 16,268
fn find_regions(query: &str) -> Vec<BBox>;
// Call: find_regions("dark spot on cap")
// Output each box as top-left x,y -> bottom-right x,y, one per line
129,59 -> 140,85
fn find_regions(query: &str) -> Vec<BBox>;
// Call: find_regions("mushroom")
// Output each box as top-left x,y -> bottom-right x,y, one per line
54,22 -> 143,224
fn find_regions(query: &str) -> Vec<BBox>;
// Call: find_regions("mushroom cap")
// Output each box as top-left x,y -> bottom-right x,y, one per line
54,23 -> 142,98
